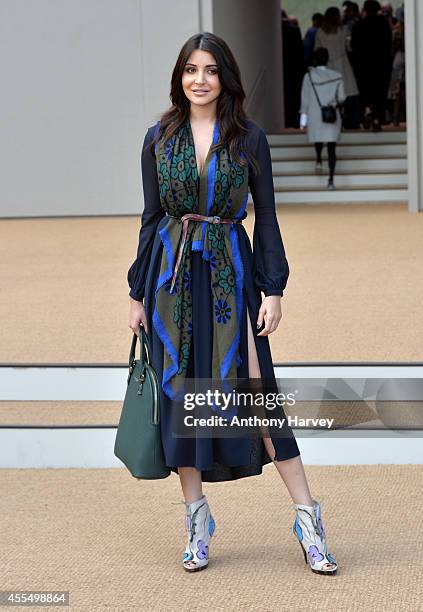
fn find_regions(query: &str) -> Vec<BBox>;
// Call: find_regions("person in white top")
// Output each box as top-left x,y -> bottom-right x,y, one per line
300,47 -> 346,190
314,6 -> 360,128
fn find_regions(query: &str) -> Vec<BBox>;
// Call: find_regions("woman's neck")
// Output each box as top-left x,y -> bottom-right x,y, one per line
189,101 -> 217,125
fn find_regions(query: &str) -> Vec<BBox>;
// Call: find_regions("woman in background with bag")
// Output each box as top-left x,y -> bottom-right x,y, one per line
300,47 -> 346,191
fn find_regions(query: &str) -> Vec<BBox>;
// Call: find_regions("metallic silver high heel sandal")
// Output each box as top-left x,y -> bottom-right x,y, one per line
182,494 -> 216,572
293,499 -> 337,575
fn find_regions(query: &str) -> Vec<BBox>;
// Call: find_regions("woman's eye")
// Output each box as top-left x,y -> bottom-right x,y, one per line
186,67 -> 217,75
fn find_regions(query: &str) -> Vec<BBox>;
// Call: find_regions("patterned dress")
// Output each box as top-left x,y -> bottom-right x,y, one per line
128,118 -> 301,482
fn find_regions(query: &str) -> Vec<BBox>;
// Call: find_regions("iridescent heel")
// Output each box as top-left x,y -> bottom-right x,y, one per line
292,499 -> 337,575
182,494 -> 216,572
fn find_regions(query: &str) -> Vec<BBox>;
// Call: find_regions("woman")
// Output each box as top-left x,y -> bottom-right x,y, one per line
300,47 -> 346,190
315,6 -> 359,128
127,32 -> 337,575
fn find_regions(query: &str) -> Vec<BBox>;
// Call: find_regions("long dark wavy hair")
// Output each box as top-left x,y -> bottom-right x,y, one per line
147,31 -> 260,176
322,7 -> 342,34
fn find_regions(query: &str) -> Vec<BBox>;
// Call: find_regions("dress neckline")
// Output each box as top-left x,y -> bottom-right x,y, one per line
186,117 -> 218,178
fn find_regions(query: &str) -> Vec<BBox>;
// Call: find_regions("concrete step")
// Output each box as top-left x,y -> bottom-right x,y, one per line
274,173 -> 408,191
267,130 -> 407,146
267,130 -> 408,204
270,189 -> 408,204
1,364 -> 422,468
271,143 -> 407,161
273,158 -> 408,174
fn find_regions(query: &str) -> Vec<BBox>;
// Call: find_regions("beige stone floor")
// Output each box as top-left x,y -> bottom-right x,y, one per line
1,464 -> 422,611
1,202 -> 422,364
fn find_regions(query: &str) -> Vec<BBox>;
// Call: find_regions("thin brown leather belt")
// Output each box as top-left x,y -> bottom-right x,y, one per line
167,213 -> 243,293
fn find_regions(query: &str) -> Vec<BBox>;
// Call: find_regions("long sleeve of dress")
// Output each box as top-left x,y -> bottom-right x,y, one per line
248,126 -> 289,297
127,126 -> 166,301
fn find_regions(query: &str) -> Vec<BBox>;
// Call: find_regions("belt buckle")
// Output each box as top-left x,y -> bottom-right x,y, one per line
212,215 -> 221,224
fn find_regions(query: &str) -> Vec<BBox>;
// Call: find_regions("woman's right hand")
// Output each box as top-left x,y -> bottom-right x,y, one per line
129,297 -> 148,335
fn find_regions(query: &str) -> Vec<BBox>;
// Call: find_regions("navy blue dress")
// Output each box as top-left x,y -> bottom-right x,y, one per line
128,121 -> 301,482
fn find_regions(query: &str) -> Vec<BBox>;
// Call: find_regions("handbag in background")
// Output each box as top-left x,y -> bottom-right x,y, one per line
114,323 -> 170,479
308,70 -> 339,123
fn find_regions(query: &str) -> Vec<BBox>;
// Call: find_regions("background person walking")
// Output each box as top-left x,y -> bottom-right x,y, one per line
314,6 -> 360,128
300,47 -> 346,190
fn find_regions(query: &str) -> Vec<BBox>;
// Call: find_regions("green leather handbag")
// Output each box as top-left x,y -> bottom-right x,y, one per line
114,323 -> 170,479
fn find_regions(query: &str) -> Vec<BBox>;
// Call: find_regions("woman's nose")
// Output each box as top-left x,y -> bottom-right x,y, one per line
195,72 -> 206,84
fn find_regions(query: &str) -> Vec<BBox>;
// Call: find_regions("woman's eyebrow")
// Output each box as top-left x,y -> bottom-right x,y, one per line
185,62 -> 218,67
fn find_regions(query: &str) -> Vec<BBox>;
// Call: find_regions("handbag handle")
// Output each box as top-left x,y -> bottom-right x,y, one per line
308,69 -> 323,108
128,323 -> 153,375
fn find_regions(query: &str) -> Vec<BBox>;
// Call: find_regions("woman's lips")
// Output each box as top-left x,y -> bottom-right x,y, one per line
192,90 -> 209,95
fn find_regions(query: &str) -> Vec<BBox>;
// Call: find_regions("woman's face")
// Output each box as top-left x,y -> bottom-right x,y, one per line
182,49 -> 222,109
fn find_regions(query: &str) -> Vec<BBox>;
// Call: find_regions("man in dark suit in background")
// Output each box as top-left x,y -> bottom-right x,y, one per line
281,10 -> 305,128
351,0 -> 393,131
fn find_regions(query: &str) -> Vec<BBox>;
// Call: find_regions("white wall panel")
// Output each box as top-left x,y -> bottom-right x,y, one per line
0,0 -> 202,217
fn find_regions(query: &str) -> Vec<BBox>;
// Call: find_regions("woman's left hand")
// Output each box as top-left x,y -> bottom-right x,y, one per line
256,296 -> 282,336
